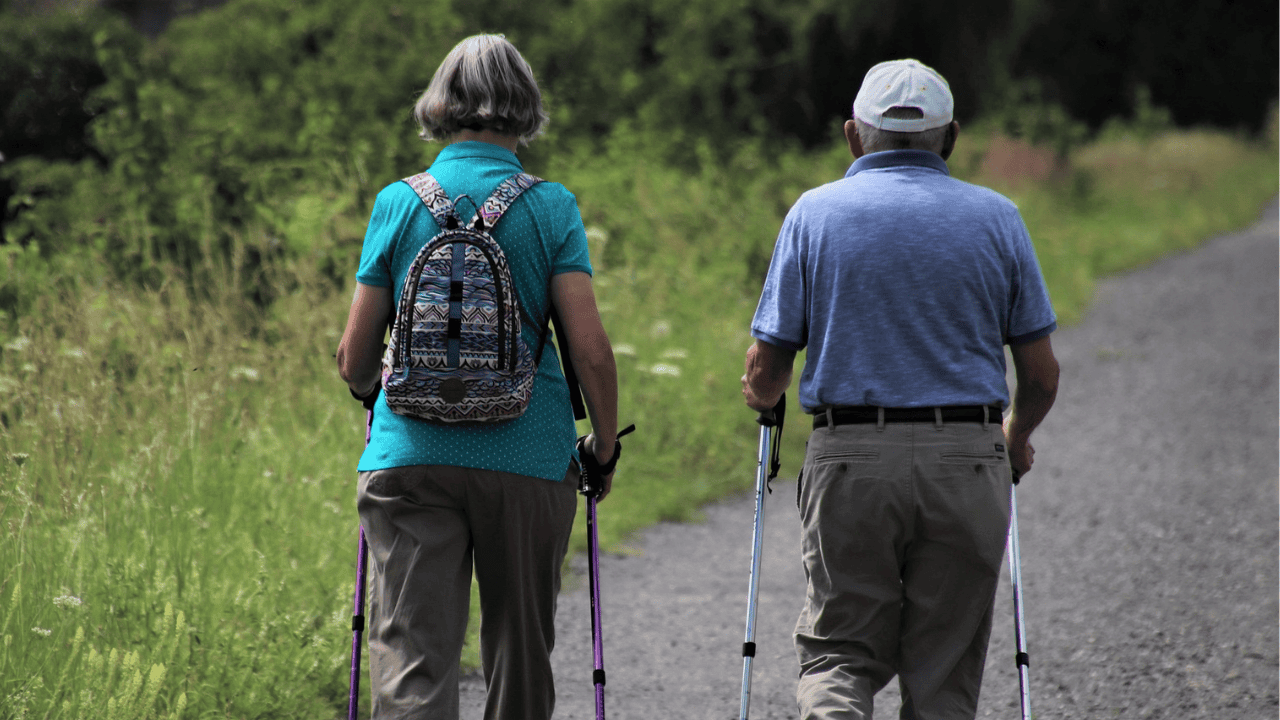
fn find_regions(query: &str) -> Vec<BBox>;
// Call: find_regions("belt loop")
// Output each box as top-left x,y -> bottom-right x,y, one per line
876,407 -> 885,432
982,405 -> 990,429
825,407 -> 834,435
934,407 -> 943,429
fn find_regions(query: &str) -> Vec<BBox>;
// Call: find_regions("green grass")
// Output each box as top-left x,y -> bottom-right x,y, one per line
1,124 -> 1275,717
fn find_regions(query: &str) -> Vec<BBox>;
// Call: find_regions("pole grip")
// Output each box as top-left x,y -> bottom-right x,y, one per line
756,394 -> 785,484
577,424 -> 636,497
756,393 -> 786,428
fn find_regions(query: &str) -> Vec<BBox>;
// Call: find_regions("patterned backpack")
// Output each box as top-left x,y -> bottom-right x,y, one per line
381,171 -> 549,424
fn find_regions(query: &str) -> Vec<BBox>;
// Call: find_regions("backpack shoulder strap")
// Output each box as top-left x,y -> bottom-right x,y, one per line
467,173 -> 544,231
550,306 -> 588,421
401,172 -> 454,228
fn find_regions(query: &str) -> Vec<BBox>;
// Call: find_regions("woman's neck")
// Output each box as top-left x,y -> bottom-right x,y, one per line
453,129 -> 520,153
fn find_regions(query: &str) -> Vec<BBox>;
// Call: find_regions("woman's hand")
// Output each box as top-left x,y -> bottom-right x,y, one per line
582,432 -> 616,502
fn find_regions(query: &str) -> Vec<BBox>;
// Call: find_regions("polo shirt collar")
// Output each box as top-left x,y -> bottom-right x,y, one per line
432,141 -> 524,170
845,149 -> 950,178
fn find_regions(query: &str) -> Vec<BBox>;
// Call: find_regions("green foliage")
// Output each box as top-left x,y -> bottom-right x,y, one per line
1012,0 -> 1278,132
1096,86 -> 1174,143
462,0 -> 1020,161
0,9 -> 124,162
983,78 -> 1089,161
6,0 -> 465,294
0,266 -> 364,717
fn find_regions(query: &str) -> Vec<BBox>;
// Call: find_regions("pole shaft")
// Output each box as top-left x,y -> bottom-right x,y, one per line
349,407 -> 375,720
588,495 -> 606,719
1008,484 -> 1032,720
348,528 -> 368,720
739,424 -> 772,720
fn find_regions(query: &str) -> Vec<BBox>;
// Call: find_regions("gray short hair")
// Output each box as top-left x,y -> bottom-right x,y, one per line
414,34 -> 548,145
856,106 -> 949,155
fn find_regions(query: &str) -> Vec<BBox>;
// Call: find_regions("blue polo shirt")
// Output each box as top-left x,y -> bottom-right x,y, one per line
355,142 -> 592,480
751,149 -> 1057,412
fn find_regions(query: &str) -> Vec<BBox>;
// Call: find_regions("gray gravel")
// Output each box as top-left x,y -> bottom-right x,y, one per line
460,201 -> 1279,719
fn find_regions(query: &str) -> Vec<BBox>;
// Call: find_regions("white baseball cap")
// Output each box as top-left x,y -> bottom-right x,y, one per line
853,59 -> 953,132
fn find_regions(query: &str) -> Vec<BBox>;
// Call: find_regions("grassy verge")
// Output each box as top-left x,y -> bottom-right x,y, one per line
1,125 -> 1275,717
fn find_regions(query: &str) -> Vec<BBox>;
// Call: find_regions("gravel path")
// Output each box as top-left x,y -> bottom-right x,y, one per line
460,201 -> 1279,719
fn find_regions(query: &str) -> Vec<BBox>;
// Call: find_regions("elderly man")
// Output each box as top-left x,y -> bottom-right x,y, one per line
742,59 -> 1060,720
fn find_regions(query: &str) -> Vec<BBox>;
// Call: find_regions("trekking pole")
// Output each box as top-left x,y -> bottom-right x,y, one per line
577,423 -> 637,720
348,398 -> 376,720
1008,472 -> 1032,720
739,394 -> 785,720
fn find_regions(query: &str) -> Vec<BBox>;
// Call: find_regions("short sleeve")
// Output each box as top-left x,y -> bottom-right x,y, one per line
751,205 -> 808,351
355,186 -> 404,288
547,186 -> 592,277
1005,212 -> 1057,345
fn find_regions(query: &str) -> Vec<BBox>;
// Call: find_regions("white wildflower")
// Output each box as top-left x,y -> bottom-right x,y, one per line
230,366 -> 260,382
53,595 -> 83,609
649,320 -> 671,339
649,363 -> 682,377
3,336 -> 30,352
32,627 -> 52,637
612,343 -> 637,357
585,227 -> 609,245
660,348 -> 688,360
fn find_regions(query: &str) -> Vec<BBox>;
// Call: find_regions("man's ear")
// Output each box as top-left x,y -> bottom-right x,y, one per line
940,120 -> 960,161
844,119 -> 864,160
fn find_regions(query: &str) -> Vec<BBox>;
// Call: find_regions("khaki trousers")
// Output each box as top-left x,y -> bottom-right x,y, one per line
356,463 -> 579,720
795,418 -> 1012,720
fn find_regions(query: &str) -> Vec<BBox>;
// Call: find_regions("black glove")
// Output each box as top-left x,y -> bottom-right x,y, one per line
350,381 -> 380,412
576,424 -> 636,497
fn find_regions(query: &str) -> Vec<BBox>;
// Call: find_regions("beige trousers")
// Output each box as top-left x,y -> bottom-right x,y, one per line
795,418 -> 1012,720
356,463 -> 579,720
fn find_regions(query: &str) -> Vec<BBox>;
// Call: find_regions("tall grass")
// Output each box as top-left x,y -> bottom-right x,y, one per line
1,125 -> 1275,717
0,252 -> 365,716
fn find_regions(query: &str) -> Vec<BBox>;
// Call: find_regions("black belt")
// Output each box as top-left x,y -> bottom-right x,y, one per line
813,405 -> 1003,429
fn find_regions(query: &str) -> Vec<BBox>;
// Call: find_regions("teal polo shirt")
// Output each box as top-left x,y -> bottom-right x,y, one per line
355,141 -> 592,480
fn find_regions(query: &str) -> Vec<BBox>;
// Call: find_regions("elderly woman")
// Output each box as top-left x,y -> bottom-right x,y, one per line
336,34 -> 619,720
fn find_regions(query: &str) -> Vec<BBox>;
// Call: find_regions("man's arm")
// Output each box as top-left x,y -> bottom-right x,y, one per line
742,339 -> 796,412
1004,334 -> 1060,477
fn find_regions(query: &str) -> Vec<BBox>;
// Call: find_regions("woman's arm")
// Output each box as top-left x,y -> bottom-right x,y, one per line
337,283 -> 392,397
550,271 -> 619,498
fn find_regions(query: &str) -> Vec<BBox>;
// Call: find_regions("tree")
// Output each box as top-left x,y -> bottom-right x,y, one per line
1014,0 -> 1278,132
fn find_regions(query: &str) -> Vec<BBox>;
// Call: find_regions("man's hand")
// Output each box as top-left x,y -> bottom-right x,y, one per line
1003,415 -> 1035,477
741,373 -> 773,412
